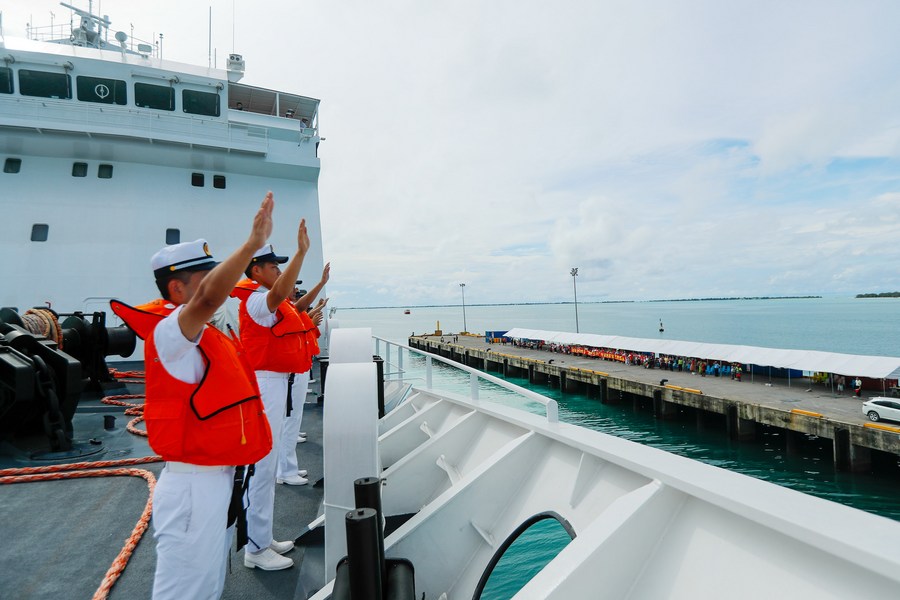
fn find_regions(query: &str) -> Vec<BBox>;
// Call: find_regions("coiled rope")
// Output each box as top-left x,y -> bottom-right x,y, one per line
0,369 -> 162,599
20,308 -> 64,349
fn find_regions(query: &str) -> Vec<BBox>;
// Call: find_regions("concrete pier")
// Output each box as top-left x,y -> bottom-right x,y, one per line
409,335 -> 900,472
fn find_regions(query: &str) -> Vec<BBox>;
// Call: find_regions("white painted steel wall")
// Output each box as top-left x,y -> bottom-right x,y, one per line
322,328 -> 381,578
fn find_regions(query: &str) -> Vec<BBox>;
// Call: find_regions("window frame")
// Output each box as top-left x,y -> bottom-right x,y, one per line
18,69 -> 72,99
135,82 -> 175,111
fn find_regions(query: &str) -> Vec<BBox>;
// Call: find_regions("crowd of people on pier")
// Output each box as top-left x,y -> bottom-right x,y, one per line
499,337 -> 898,392
503,338 -> 746,380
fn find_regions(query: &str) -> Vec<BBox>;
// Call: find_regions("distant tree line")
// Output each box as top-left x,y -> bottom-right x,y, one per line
645,296 -> 820,302
856,292 -> 900,298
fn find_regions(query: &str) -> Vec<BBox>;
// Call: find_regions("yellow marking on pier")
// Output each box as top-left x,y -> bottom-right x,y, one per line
791,409 -> 823,418
664,384 -> 702,394
864,422 -> 900,433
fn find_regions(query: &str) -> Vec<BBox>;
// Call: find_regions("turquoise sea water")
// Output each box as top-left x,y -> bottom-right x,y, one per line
334,297 -> 900,598
338,296 -> 900,356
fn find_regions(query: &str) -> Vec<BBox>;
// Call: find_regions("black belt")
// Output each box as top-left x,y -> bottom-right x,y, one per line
286,372 -> 296,416
227,464 -> 254,551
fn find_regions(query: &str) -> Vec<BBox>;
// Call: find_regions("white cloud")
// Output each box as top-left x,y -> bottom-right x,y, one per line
8,0 -> 900,305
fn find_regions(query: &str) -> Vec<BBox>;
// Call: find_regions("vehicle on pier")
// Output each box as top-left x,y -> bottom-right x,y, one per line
863,397 -> 900,423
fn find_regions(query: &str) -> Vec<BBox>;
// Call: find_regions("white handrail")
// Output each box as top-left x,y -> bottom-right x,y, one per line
375,336 -> 559,424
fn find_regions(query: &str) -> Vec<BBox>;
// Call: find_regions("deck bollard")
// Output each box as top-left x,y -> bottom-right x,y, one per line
342,507 -> 382,600
354,476 -> 386,587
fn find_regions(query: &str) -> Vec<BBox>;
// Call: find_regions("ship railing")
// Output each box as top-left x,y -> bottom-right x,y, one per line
26,22 -> 160,57
0,97 -> 273,153
374,336 -> 559,424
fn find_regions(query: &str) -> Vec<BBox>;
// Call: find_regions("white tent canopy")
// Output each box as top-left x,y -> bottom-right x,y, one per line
502,328 -> 900,380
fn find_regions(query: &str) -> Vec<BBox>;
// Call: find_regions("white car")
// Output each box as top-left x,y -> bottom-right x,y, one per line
862,398 -> 900,423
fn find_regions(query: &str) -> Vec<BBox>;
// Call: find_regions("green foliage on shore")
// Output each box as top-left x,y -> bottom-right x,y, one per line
856,292 -> 900,298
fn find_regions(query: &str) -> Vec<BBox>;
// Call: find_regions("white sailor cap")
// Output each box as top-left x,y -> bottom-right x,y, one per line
151,239 -> 218,279
250,244 -> 289,265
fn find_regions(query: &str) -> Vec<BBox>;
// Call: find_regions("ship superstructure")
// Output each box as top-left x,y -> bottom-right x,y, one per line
0,2 -> 324,314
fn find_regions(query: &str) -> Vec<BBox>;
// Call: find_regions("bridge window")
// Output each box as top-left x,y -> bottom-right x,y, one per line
166,228 -> 180,244
183,89 -> 220,117
135,82 -> 174,111
76,76 -> 127,105
19,69 -> 72,99
4,158 -> 21,173
31,224 -> 49,242
0,67 -> 13,94
474,513 -> 575,600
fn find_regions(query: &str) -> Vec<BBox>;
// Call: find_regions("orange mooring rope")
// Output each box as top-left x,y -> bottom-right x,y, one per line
0,369 -> 163,599
0,457 -> 162,599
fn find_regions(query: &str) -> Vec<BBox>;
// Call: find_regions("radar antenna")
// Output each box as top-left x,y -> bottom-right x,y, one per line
59,2 -> 112,48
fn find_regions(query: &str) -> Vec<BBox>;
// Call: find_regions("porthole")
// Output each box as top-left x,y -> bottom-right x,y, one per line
213,175 -> 226,189
4,158 -> 21,173
72,162 -> 88,177
166,228 -> 180,244
191,173 -> 205,187
474,512 -> 575,600
31,223 -> 49,242
98,164 -> 113,179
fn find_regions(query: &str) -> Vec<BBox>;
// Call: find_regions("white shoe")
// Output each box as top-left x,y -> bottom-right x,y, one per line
297,436 -> 307,443
244,547 -> 294,570
298,469 -> 308,477
276,474 -> 308,486
270,540 -> 294,554
299,432 -> 307,437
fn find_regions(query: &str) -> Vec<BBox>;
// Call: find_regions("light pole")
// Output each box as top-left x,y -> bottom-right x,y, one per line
459,283 -> 467,333
570,268 -> 579,333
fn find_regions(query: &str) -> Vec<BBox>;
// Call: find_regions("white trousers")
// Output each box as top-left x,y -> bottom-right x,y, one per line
246,371 -> 288,553
277,370 -> 310,479
151,465 -> 234,600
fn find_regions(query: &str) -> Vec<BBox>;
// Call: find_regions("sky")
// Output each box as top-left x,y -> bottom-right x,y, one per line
5,0 -> 900,308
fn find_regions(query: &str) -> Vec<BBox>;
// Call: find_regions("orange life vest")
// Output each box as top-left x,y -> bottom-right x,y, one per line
110,299 -> 272,466
299,310 -> 321,358
231,280 -> 313,373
